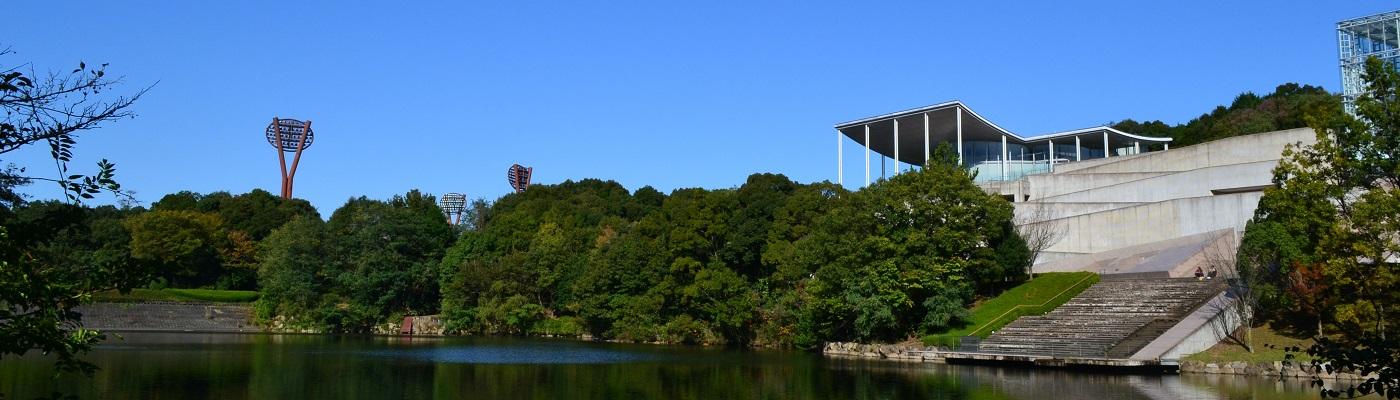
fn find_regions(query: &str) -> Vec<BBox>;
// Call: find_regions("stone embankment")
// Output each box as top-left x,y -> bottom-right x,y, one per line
1179,360 -> 1374,381
822,342 -> 933,362
78,301 -> 256,332
369,315 -> 446,335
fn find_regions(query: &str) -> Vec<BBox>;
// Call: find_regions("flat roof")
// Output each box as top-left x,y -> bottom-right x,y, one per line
834,101 -> 1171,165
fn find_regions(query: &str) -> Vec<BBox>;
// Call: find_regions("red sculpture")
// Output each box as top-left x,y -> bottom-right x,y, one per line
507,164 -> 533,193
266,117 -> 315,199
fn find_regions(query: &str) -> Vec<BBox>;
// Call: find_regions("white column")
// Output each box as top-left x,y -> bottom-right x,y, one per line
1164,143 -> 1169,150
893,119 -> 900,175
1048,139 -> 1055,164
864,125 -> 871,186
1000,134 -> 1008,181
1134,141 -> 1141,154
837,130 -> 843,185
956,107 -> 964,165
923,112 -> 930,166
1075,136 -> 1082,161
1103,132 -> 1110,159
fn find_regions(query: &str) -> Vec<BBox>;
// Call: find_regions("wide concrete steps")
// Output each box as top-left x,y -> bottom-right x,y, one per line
77,301 -> 257,332
977,277 -> 1222,359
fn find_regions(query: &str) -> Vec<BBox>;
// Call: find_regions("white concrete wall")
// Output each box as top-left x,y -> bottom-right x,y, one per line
1039,161 -> 1277,204
1131,292 -> 1243,361
1014,201 -> 1145,222
1004,128 -> 1315,263
1034,193 -> 1261,255
1027,172 -> 1169,199
1056,128 -> 1314,175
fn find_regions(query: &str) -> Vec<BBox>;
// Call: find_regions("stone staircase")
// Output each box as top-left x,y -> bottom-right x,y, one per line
976,277 -> 1223,358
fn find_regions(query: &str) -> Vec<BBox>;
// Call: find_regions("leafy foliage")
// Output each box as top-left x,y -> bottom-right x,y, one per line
254,190 -> 453,332
1243,56 -> 1400,398
1112,83 -> 1338,148
429,149 -> 1026,347
1,50 -> 147,205
0,49 -> 148,385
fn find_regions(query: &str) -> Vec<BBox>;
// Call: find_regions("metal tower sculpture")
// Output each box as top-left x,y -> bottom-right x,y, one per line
439,192 -> 468,225
507,164 -> 533,193
266,117 -> 315,199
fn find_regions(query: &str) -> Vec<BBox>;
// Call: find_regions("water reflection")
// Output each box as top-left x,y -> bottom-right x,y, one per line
0,333 -> 1339,399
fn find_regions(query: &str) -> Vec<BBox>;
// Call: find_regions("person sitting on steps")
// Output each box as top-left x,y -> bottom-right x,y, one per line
1207,267 -> 1217,280
1194,267 -> 1204,281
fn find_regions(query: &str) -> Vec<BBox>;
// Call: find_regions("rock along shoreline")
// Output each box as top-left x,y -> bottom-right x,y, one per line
821,341 -> 1375,381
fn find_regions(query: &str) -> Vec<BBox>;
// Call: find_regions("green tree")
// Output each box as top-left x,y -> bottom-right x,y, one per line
800,147 -> 1023,343
153,189 -> 319,240
254,216 -> 328,325
1251,57 -> 1399,399
0,50 -> 147,381
317,190 -> 453,331
124,209 -> 228,287
1112,83 -> 1338,148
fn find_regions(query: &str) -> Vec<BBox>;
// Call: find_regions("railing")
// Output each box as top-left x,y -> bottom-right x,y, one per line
967,273 -> 1098,337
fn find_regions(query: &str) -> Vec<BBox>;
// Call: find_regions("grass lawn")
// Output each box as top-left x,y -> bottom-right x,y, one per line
1183,325 -> 1315,363
923,271 -> 1099,347
94,288 -> 260,303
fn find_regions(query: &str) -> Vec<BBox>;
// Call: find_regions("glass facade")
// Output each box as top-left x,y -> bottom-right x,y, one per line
960,139 -> 1108,183
1338,10 -> 1400,114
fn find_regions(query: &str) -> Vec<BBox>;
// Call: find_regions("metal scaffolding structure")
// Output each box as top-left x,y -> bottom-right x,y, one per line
439,192 -> 467,225
1338,9 -> 1400,114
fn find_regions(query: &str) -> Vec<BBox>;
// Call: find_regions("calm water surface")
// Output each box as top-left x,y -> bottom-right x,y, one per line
0,333 -> 1334,399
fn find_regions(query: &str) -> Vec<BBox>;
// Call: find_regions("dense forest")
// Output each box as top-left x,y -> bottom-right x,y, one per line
1,150 -> 1026,346
266,149 -> 1028,346
0,189 -> 317,292
1110,83 -> 1338,147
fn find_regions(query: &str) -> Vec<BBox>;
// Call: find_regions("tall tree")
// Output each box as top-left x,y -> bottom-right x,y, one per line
801,147 -> 1023,343
124,209 -> 228,287
0,49 -> 147,380
1252,57 -> 1398,399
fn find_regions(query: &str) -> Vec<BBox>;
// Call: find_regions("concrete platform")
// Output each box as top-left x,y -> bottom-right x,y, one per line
910,350 -> 1175,372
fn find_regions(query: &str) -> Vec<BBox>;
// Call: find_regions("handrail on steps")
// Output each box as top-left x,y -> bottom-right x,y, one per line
966,273 -> 1097,337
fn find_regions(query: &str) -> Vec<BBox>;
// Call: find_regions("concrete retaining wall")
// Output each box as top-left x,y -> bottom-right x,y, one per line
999,128 -> 1316,263
1039,161 -> 1277,203
1036,193 -> 1260,255
1130,291 -> 1240,361
1055,128 -> 1314,175
1027,172 -> 1169,200
78,302 -> 257,332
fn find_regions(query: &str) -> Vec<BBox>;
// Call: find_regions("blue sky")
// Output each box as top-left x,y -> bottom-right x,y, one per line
4,1 -> 1395,214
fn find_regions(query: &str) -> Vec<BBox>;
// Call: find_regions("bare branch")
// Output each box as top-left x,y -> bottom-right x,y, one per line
1014,202 -> 1065,277
1199,232 -> 1258,352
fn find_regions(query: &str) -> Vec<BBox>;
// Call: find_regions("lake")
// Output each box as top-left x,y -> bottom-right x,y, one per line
0,333 -> 1331,399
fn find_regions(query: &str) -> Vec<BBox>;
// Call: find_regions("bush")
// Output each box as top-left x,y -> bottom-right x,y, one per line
660,315 -> 720,345
529,316 -> 586,337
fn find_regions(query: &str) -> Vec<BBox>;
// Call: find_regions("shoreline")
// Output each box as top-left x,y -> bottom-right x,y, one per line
820,341 -> 1375,381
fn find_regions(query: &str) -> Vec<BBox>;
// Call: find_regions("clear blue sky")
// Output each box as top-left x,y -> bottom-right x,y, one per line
4,1 -> 1395,214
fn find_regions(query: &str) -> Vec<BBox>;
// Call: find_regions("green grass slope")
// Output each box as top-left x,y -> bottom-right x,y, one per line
923,272 -> 1099,348
94,288 -> 260,303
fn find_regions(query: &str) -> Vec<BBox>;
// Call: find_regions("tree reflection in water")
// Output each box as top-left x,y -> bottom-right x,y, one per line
0,333 -> 1342,399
